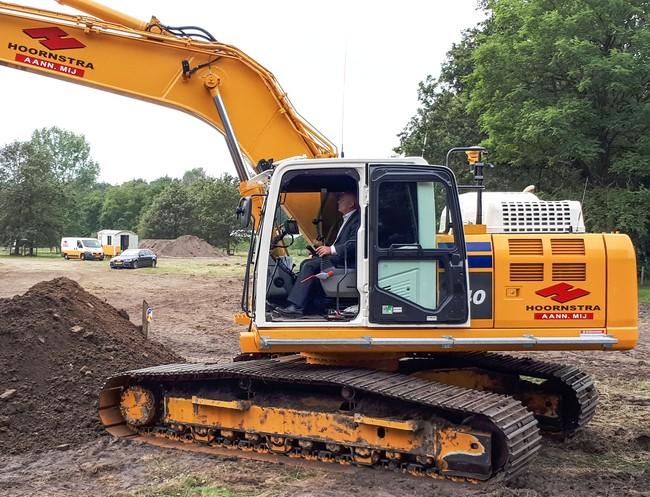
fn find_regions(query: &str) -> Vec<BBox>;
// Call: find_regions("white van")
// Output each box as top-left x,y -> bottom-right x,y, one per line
60,237 -> 105,260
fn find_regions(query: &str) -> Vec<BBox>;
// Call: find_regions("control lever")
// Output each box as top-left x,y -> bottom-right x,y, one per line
300,270 -> 334,283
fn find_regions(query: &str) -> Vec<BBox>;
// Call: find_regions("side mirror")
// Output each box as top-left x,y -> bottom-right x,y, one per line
236,197 -> 252,228
284,219 -> 300,235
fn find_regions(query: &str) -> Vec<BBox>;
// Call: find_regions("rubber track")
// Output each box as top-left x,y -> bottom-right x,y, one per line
410,352 -> 598,436
102,356 -> 542,480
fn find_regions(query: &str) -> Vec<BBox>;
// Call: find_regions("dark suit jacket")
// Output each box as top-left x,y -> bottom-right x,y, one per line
329,209 -> 360,268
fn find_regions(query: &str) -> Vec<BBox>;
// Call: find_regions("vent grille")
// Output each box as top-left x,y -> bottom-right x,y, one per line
553,263 -> 586,281
501,201 -> 574,232
551,238 -> 585,255
508,238 -> 543,256
510,263 -> 544,281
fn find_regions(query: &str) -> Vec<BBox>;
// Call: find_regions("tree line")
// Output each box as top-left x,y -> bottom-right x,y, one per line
397,0 -> 650,267
0,127 -> 240,252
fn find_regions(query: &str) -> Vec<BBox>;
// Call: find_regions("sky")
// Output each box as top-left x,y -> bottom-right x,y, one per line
0,1 -> 485,184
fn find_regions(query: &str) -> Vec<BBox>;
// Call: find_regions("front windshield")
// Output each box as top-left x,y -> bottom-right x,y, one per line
121,249 -> 139,256
82,239 -> 101,248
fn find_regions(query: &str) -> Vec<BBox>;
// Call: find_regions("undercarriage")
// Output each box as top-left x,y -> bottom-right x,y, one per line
99,352 -> 598,482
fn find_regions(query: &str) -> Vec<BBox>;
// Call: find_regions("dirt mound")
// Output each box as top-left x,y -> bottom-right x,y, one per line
139,235 -> 224,257
0,277 -> 182,454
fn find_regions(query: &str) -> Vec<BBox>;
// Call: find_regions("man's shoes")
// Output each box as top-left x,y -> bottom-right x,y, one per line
273,304 -> 304,317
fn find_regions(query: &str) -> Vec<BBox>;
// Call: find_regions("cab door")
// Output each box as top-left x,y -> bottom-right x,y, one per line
368,165 -> 469,325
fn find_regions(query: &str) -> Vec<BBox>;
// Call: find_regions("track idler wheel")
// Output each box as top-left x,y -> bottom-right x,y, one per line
119,386 -> 156,427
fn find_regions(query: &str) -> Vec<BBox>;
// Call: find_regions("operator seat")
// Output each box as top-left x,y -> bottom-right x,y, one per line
319,268 -> 359,298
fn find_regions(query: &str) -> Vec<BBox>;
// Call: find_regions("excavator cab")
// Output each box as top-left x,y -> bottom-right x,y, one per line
251,158 -> 470,328
263,168 -> 361,320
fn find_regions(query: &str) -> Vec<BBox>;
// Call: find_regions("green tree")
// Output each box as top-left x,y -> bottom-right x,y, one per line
469,0 -> 650,190
192,173 -> 240,251
100,179 -> 151,231
0,128 -> 100,252
77,183 -> 109,235
29,127 -> 100,236
138,181 -> 197,238
0,140 -> 65,252
182,167 -> 208,185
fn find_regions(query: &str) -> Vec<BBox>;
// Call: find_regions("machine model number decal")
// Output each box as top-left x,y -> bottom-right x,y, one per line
469,272 -> 492,320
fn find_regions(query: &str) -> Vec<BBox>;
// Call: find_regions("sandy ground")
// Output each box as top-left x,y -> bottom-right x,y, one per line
0,256 -> 648,497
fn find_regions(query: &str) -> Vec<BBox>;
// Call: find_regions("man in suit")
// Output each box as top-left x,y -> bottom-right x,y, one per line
274,191 -> 360,317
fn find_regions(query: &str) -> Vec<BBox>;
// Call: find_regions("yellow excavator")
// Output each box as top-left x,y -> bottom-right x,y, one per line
0,0 -> 638,482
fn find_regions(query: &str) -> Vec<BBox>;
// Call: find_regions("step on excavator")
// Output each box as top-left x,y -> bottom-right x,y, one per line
0,0 -> 638,482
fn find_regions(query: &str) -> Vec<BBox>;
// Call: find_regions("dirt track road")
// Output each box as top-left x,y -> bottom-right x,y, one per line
0,256 -> 648,497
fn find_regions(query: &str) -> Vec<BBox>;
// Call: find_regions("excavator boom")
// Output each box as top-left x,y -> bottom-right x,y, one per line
0,0 -> 336,183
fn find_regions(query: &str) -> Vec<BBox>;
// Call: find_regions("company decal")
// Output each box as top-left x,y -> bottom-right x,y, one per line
14,53 -> 85,77
23,27 -> 86,50
530,282 -> 598,320
535,282 -> 589,303
534,312 -> 593,320
6,26 -> 94,76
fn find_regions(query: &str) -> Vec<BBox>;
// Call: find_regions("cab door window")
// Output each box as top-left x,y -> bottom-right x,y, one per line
369,165 -> 468,324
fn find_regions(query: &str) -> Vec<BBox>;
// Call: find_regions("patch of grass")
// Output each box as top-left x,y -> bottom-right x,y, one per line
639,285 -> 650,303
537,443 -> 650,475
133,475 -> 257,497
148,256 -> 248,278
0,247 -> 61,258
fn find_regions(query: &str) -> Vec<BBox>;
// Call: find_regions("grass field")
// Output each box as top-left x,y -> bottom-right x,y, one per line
0,247 -> 60,258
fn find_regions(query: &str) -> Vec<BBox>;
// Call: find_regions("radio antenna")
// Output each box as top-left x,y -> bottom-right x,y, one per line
421,115 -> 428,157
340,42 -> 347,158
576,177 -> 588,232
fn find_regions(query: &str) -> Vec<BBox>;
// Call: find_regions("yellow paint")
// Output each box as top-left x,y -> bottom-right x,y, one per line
165,396 -> 423,453
437,430 -> 486,470
463,224 -> 487,234
102,245 -> 121,256
413,369 -> 508,392
62,249 -> 82,259
163,395 -> 490,470
603,234 -> 638,332
191,397 -> 251,410
233,312 -> 252,326
353,414 -> 419,432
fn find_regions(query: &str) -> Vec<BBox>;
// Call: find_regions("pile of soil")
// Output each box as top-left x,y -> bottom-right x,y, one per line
139,235 -> 224,257
0,277 -> 182,454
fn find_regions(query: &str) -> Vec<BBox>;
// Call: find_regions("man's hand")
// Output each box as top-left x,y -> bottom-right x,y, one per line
315,245 -> 332,257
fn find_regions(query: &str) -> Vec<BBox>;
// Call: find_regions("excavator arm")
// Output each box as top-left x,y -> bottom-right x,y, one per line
0,0 -> 337,188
